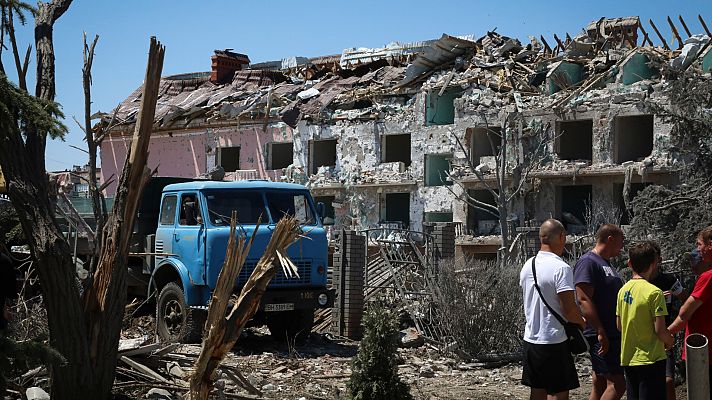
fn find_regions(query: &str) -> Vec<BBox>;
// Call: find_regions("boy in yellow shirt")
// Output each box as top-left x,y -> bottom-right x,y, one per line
616,241 -> 674,400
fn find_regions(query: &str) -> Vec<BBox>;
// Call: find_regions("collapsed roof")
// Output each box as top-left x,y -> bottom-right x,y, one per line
106,15 -> 712,133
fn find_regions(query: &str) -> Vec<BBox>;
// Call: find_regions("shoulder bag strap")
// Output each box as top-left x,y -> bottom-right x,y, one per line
531,255 -> 567,325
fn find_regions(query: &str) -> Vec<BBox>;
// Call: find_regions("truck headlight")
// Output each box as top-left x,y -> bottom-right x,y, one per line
318,293 -> 328,306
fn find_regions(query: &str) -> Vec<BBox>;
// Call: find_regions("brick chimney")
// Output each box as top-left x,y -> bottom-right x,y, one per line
210,49 -> 250,84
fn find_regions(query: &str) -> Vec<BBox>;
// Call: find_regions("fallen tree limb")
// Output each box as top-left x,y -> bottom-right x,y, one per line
189,214 -> 302,400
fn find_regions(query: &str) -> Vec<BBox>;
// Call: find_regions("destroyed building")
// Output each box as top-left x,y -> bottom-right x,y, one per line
100,16 -> 712,256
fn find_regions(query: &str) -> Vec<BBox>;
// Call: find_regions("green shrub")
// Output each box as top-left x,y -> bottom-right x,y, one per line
347,304 -> 412,400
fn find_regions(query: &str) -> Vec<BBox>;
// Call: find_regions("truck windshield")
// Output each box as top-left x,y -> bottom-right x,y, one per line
265,192 -> 316,225
204,191 -> 266,225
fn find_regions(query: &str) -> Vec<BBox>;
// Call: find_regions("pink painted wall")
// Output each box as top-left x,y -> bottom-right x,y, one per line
101,124 -> 294,196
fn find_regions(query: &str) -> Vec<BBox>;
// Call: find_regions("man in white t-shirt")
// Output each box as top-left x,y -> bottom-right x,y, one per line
520,219 -> 586,400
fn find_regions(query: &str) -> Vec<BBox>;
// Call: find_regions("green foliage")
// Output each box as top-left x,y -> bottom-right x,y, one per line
0,334 -> 65,395
628,182 -> 712,266
0,0 -> 36,27
0,72 -> 66,141
0,200 -> 24,245
630,68 -> 712,266
347,304 -> 412,400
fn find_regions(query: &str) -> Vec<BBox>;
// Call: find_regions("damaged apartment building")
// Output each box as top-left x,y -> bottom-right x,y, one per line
100,16 -> 712,255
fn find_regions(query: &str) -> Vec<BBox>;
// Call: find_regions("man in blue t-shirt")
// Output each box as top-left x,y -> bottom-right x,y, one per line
574,224 -> 626,400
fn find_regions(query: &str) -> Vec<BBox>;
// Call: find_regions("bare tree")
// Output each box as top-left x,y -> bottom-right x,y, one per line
0,0 -> 166,395
447,111 -> 551,260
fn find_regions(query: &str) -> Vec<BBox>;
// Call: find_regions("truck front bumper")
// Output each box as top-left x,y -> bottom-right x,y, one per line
259,288 -> 335,312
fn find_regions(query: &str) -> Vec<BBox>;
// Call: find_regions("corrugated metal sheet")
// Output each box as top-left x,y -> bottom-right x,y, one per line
586,16 -> 640,33
401,34 -> 478,86
340,40 -> 434,68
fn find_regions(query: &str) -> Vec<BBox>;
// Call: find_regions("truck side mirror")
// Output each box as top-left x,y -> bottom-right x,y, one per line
316,202 -> 325,219
322,217 -> 335,226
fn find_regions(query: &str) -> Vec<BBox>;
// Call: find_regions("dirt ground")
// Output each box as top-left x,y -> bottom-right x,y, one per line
114,322 -> 690,400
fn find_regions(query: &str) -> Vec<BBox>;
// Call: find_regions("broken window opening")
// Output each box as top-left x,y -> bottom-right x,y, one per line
309,139 -> 337,175
466,189 -> 499,236
469,127 -> 502,165
313,195 -> 336,221
555,120 -> 593,161
381,133 -> 411,166
557,185 -> 592,234
424,212 -> 453,223
425,88 -> 464,126
267,142 -> 294,170
614,115 -> 653,164
615,182 -> 649,225
382,192 -> 410,228
218,146 -> 240,173
424,154 -> 453,187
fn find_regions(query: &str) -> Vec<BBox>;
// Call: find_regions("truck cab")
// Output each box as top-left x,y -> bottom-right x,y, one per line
150,180 -> 332,342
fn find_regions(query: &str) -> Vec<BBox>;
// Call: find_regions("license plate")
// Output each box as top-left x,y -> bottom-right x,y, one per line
265,303 -> 294,312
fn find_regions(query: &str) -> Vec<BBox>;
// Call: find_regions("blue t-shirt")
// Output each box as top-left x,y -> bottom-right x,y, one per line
574,251 -> 624,338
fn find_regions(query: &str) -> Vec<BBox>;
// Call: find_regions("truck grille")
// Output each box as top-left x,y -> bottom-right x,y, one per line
238,261 -> 311,286
154,240 -> 165,262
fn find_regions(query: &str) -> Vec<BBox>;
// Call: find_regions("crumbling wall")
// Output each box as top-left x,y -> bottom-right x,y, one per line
101,123 -> 296,196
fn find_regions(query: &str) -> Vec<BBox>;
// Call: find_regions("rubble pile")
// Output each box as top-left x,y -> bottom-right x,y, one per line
101,15 -> 712,239
107,16 -> 711,134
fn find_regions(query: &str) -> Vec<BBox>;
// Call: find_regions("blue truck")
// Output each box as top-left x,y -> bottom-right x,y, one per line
126,178 -> 333,342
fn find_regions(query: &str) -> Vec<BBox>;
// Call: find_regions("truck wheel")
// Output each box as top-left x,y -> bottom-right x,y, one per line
156,282 -> 205,343
266,309 -> 315,343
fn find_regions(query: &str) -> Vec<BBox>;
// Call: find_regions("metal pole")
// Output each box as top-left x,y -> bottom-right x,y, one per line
686,333 -> 710,400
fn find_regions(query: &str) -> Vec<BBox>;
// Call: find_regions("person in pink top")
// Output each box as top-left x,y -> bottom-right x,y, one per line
668,225 -> 712,397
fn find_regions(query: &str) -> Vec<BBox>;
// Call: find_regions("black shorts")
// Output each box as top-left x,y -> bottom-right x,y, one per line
587,335 -> 623,376
521,340 -> 580,395
624,360 -> 666,400
665,349 -> 675,379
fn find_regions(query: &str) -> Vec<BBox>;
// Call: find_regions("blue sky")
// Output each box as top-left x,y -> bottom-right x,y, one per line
7,0 -> 712,171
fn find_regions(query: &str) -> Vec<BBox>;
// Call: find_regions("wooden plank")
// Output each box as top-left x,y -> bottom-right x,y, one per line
117,336 -> 150,352
678,15 -> 692,37
699,14 -> 712,37
118,342 -> 163,357
667,16 -> 684,49
638,24 -> 655,46
119,356 -> 170,383
649,19 -> 670,50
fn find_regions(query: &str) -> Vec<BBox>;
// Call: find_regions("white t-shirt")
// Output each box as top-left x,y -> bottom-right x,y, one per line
520,251 -> 576,344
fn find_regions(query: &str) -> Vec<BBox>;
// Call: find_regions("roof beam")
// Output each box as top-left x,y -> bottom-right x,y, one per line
678,15 -> 692,37
649,19 -> 670,50
699,14 -> 712,37
667,16 -> 684,49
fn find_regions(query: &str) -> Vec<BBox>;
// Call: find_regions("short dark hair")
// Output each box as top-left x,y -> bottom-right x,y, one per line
596,224 -> 623,244
629,241 -> 657,274
651,241 -> 661,259
539,219 -> 565,245
699,226 -> 712,243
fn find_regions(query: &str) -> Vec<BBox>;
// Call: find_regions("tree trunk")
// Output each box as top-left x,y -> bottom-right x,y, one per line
0,4 -> 166,399
82,33 -> 105,275
2,2 -> 105,398
82,36 -> 165,399
498,122 -> 510,256
190,216 -> 301,400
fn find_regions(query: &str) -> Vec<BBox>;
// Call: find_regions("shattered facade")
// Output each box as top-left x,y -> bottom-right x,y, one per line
101,16 -> 712,250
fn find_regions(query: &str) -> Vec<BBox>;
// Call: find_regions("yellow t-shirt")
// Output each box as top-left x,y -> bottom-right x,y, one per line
616,279 -> 668,366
